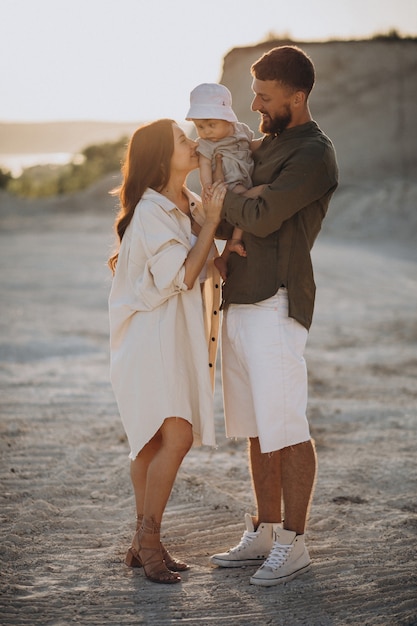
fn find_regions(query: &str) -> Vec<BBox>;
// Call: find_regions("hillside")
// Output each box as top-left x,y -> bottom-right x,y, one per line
0,120 -> 140,154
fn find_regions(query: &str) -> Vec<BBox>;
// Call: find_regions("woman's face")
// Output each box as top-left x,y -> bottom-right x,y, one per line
170,123 -> 199,176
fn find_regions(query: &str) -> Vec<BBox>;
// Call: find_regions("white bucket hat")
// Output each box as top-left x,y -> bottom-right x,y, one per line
186,83 -> 238,122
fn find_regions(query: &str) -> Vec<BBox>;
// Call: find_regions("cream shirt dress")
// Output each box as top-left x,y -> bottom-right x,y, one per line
109,188 -> 218,460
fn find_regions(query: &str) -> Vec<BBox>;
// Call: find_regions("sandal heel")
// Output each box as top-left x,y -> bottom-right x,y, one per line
125,547 -> 142,568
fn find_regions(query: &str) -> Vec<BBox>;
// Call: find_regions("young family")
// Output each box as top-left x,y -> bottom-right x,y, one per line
108,45 -> 339,587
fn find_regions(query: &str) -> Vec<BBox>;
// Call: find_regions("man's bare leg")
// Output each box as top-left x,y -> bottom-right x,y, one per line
249,437 -> 317,533
281,439 -> 317,534
247,438 -> 316,586
210,436 -> 281,567
249,437 -> 282,526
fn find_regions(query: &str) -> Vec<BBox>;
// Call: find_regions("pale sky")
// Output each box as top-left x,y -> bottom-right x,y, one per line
1,0 -> 416,123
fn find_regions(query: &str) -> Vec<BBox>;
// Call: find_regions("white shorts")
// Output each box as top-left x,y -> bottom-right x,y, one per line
221,289 -> 310,453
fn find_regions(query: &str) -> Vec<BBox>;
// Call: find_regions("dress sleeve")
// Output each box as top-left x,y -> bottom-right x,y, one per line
128,202 -> 190,310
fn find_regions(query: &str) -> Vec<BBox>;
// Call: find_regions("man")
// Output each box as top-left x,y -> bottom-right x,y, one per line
211,45 -> 338,586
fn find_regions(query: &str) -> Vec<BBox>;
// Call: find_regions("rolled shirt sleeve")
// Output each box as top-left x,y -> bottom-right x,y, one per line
127,198 -> 191,310
221,140 -> 337,238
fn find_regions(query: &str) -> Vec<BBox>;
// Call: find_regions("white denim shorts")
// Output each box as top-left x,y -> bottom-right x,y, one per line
221,288 -> 310,453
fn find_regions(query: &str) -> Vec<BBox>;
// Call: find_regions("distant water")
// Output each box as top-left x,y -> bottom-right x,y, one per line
0,152 -> 77,177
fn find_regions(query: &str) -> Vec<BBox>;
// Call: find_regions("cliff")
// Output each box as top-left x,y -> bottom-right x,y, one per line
220,40 -> 417,243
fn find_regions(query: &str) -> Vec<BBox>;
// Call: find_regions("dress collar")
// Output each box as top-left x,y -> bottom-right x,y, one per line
142,187 -> 201,217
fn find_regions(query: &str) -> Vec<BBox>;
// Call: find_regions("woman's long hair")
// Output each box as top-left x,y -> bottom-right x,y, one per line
108,118 -> 175,273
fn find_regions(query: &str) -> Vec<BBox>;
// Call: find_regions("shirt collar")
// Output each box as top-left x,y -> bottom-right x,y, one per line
142,187 -> 201,217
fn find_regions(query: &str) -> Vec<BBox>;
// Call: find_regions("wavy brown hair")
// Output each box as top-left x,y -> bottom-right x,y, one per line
108,119 -> 175,273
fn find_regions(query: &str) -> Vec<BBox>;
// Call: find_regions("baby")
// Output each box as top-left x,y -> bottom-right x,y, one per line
186,83 -> 261,278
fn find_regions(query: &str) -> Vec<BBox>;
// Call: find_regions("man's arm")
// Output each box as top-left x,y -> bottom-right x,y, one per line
221,146 -> 337,238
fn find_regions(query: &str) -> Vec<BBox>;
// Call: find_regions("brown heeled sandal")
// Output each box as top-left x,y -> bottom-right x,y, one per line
128,516 -> 181,584
125,515 -> 189,572
161,544 -> 190,572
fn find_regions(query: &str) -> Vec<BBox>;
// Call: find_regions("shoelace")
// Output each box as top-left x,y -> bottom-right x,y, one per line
262,541 -> 292,569
230,530 -> 258,552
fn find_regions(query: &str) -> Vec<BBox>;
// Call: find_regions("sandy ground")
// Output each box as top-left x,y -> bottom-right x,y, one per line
0,193 -> 416,626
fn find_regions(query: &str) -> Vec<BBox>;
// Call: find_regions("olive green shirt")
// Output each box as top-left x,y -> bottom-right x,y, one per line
217,121 -> 338,330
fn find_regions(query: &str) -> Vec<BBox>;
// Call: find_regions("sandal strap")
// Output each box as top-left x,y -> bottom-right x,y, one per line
140,516 -> 161,535
137,544 -> 163,569
132,535 -> 180,583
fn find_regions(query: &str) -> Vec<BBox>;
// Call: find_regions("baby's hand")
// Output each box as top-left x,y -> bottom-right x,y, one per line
202,183 -> 213,203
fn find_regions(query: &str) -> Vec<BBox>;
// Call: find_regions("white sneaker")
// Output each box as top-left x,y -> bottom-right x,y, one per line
210,513 -> 280,568
250,528 -> 310,586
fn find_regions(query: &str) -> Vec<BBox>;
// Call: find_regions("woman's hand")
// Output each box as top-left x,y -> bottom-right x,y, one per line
183,181 -> 227,289
202,181 -> 227,225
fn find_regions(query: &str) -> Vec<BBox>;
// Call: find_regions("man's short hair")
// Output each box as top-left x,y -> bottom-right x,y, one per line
251,45 -> 315,96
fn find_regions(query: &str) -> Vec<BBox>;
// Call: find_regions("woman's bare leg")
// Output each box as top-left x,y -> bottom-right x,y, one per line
131,418 -> 193,577
130,431 -> 162,518
142,417 -> 193,522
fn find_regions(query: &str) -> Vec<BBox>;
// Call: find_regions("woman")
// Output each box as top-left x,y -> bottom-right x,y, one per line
108,119 -> 226,585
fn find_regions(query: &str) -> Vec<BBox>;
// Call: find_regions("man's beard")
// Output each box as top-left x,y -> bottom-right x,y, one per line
260,107 -> 292,135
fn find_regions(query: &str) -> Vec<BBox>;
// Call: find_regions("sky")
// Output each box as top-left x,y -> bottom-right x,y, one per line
1,0 -> 416,124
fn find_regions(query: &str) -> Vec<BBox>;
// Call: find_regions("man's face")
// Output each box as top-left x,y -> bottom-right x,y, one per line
251,78 -> 294,134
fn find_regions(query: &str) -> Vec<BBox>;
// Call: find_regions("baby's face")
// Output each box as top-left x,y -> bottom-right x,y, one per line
192,119 -> 234,142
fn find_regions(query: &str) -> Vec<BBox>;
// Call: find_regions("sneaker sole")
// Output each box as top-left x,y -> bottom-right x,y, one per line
249,563 -> 310,586
210,556 -> 266,568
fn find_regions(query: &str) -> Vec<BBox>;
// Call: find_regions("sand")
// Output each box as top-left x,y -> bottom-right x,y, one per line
0,184 -> 416,626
